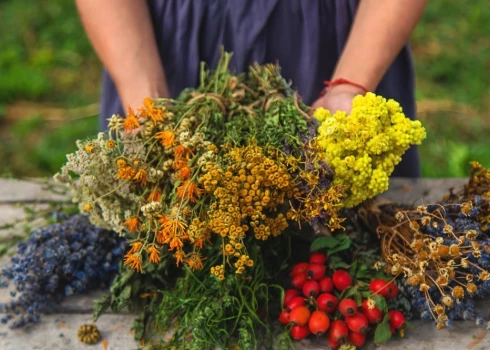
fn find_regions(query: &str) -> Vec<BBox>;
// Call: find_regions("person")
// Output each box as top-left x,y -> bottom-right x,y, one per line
76,0 -> 428,177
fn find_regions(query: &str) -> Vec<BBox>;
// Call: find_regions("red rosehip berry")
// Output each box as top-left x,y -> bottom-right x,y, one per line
291,325 -> 310,340
292,271 -> 307,289
289,306 -> 311,327
327,335 -> 340,349
279,309 -> 290,325
284,289 -> 301,307
303,280 -> 320,298
329,320 -> 349,344
345,313 -> 369,334
291,262 -> 309,277
348,331 -> 366,347
309,252 -> 327,265
319,277 -> 334,293
286,296 -> 306,312
307,264 -> 326,281
361,299 -> 383,324
332,270 -> 353,291
339,298 -> 358,317
308,310 -> 331,336
388,310 -> 406,329
369,279 -> 398,299
317,293 -> 339,314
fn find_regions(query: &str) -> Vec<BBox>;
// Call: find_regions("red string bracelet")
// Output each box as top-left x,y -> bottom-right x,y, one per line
319,78 -> 369,97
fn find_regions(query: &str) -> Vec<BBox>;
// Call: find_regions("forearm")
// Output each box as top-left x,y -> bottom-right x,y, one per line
75,0 -> 169,110
332,0 -> 429,92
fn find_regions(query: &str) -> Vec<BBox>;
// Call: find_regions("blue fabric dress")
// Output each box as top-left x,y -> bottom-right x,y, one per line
99,0 -> 420,177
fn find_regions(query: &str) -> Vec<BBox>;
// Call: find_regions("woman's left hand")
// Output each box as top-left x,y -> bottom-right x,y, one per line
309,84 -> 366,115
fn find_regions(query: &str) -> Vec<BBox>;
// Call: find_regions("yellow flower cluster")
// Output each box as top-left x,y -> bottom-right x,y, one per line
199,142 -> 297,277
314,92 -> 426,207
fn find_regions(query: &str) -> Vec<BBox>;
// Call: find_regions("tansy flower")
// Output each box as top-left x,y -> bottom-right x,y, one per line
123,108 -> 140,132
83,203 -> 93,212
155,130 -> 175,148
85,144 -> 95,153
124,254 -> 143,273
106,140 -> 116,148
133,169 -> 148,186
178,167 -> 191,180
147,189 -> 162,202
123,217 -> 139,233
176,180 -> 202,203
147,246 -> 160,264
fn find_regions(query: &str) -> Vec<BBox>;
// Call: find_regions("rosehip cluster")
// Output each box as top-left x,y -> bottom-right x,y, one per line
279,252 -> 407,349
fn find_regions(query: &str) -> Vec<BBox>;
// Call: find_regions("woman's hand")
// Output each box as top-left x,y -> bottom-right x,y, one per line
309,84 -> 366,115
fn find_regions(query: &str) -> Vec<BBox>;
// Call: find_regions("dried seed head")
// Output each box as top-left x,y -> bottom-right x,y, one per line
442,295 -> 453,307
434,304 -> 444,315
465,230 -> 478,240
452,286 -> 465,299
479,271 -> 490,281
466,283 -> 477,295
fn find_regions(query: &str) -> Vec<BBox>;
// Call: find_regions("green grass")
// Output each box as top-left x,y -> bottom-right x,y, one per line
0,0 -> 488,178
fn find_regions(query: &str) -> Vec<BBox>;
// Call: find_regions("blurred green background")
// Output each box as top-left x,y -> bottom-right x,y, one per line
0,0 -> 488,178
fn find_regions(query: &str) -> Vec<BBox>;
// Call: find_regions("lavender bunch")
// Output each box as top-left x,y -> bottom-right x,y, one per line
0,214 -> 126,329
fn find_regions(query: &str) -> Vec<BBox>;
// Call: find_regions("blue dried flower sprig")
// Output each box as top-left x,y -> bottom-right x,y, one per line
0,214 -> 126,329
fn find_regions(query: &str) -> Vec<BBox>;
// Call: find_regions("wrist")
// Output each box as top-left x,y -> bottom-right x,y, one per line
319,78 -> 369,98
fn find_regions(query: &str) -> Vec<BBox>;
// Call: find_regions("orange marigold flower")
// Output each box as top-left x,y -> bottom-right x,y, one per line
174,145 -> 193,159
117,166 -> 136,180
174,250 -> 185,266
133,169 -> 148,186
174,159 -> 187,170
155,130 -> 175,148
162,218 -> 187,241
123,217 -> 139,233
147,246 -> 160,264
123,108 -> 140,132
139,97 -> 165,125
169,236 -> 184,251
129,241 -> 143,254
123,253 -> 143,273
147,189 -> 162,202
185,253 -> 204,270
178,166 -> 192,180
158,214 -> 168,226
194,238 -> 204,249
176,180 -> 202,203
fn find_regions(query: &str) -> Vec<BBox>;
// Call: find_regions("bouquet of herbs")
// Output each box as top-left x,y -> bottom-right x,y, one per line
52,51 -> 425,348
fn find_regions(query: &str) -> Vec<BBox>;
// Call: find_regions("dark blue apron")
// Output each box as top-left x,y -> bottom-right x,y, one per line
99,0 -> 420,177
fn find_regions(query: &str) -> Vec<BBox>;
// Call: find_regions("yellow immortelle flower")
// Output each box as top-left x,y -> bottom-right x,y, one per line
313,92 -> 426,207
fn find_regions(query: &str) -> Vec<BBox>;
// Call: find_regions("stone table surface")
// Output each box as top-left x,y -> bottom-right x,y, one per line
1,177 -> 490,350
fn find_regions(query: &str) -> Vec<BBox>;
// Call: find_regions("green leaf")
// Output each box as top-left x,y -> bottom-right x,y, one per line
93,295 -> 111,322
354,291 -> 363,306
327,237 -> 351,255
375,313 -> 392,345
372,295 -> 388,312
348,260 -> 358,276
310,236 -> 340,251
341,286 -> 358,300
361,291 -> 372,298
